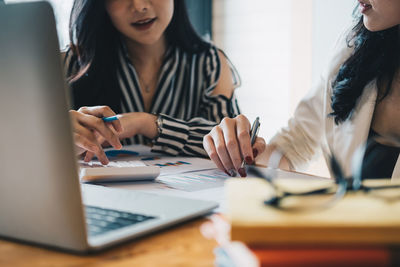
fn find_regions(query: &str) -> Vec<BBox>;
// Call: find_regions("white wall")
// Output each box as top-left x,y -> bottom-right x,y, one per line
213,0 -> 293,141
312,0 -> 357,83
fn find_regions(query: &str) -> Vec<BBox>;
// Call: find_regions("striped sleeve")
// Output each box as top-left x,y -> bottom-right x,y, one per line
151,47 -> 241,157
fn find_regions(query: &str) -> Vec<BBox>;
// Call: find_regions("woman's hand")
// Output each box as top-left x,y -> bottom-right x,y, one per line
203,114 -> 266,177
69,106 -> 123,165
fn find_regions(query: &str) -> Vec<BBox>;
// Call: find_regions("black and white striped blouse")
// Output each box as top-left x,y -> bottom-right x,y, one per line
64,44 -> 241,157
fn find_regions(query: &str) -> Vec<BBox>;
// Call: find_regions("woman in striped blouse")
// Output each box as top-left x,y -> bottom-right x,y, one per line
65,0 -> 241,165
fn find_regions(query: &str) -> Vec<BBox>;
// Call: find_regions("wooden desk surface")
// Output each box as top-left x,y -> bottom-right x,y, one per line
0,218 -> 216,267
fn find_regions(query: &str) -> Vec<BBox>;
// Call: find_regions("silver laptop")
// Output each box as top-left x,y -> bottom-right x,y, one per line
0,2 -> 217,253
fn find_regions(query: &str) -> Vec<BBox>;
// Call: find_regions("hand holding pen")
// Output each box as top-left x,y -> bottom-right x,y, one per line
69,106 -> 123,165
203,114 -> 267,177
240,117 -> 260,170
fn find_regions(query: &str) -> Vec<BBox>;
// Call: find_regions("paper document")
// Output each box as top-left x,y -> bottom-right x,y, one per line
157,169 -> 229,192
86,145 -> 217,175
142,156 -> 217,176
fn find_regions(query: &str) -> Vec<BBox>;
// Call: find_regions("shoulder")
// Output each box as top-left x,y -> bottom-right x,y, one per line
202,45 -> 221,81
202,45 -> 230,77
180,44 -> 233,74
195,44 -> 241,92
212,49 -> 236,97
200,44 -> 240,97
184,44 -> 220,73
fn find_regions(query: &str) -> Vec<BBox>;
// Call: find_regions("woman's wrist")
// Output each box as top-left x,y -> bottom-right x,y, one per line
118,112 -> 158,139
133,112 -> 158,139
139,113 -> 158,139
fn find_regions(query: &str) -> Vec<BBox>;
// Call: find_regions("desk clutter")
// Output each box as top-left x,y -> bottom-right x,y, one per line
202,176 -> 400,267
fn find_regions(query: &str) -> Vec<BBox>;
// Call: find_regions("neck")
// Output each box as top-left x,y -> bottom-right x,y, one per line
124,36 -> 167,68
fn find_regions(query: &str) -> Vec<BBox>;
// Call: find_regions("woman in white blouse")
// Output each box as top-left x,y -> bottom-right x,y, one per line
204,0 -> 400,179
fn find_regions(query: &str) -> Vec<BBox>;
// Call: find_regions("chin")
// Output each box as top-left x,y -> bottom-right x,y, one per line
140,39 -> 162,45
364,21 -> 383,32
363,18 -> 399,32
364,24 -> 380,32
131,35 -> 163,46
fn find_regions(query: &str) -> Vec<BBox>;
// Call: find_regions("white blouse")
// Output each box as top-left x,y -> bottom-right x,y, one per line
270,33 -> 400,179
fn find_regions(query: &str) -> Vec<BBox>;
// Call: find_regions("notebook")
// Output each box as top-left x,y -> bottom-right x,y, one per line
225,176 -> 400,246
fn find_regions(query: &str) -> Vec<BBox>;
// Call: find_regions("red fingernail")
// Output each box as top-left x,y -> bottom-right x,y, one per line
245,156 -> 253,165
238,168 -> 247,177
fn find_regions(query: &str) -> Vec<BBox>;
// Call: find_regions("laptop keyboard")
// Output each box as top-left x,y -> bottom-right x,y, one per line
85,206 -> 156,237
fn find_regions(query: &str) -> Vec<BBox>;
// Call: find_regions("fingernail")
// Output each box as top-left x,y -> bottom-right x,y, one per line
238,168 -> 247,177
228,169 -> 237,177
253,148 -> 258,158
245,156 -> 253,165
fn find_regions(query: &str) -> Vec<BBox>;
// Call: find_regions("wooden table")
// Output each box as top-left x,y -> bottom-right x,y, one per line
0,218 -> 217,267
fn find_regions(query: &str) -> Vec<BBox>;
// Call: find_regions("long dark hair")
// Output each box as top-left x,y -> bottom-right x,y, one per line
68,0 -> 210,112
330,10 -> 400,124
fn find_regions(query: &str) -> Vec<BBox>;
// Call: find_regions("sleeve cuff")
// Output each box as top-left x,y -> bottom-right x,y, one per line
151,114 -> 190,156
269,121 -> 319,171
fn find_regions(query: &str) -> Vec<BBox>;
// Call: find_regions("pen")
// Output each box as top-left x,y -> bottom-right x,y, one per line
240,117 -> 260,170
102,116 -> 119,122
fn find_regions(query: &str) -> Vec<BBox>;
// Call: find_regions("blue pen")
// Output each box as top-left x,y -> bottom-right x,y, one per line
102,116 -> 119,122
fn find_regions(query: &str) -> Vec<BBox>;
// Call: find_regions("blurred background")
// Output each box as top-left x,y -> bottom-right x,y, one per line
4,0 -> 357,176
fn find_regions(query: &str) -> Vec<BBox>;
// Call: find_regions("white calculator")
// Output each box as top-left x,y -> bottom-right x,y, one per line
79,160 -> 160,182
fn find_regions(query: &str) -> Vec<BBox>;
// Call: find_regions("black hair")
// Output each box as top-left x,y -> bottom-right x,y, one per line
330,9 -> 400,124
68,0 -> 210,112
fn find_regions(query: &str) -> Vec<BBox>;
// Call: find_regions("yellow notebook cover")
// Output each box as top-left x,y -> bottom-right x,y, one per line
225,178 -> 400,246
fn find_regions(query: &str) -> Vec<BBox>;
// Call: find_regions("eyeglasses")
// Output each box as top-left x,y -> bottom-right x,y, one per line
248,135 -> 400,212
